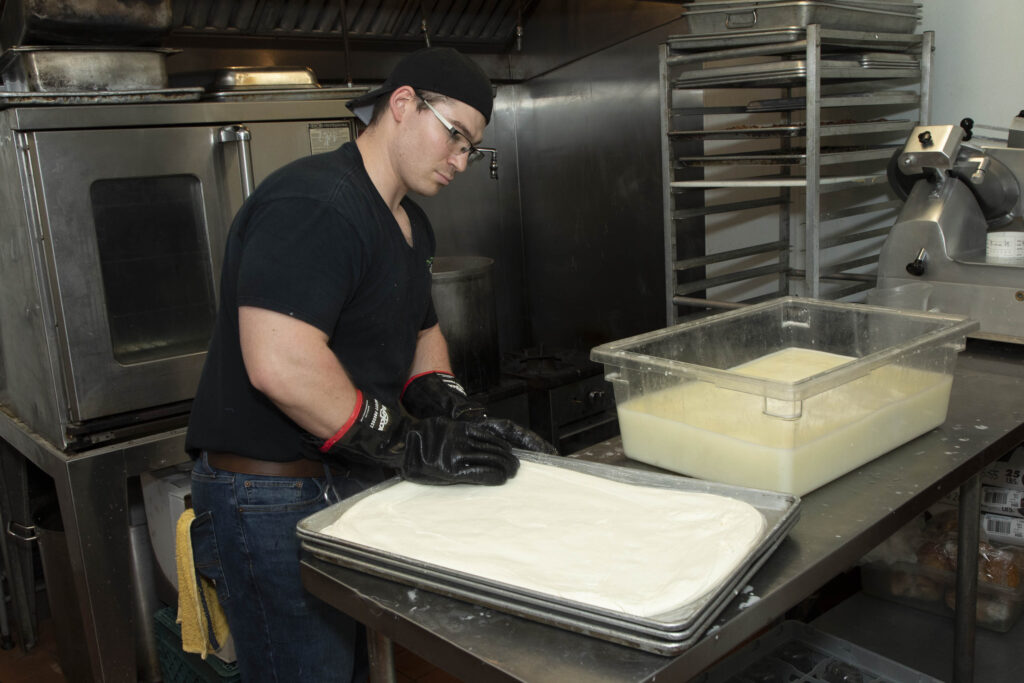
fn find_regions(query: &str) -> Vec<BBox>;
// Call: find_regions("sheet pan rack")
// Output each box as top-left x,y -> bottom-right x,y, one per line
659,25 -> 933,321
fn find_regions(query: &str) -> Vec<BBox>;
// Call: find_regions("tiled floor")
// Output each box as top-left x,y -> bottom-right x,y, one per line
0,612 -> 460,683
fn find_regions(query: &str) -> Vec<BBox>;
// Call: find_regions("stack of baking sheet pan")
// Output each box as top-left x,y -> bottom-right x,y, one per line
857,52 -> 918,68
297,452 -> 801,656
668,26 -> 922,52
672,58 -> 919,88
681,0 -> 921,34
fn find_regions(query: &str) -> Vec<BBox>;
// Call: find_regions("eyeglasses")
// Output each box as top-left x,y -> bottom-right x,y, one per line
418,96 -> 486,164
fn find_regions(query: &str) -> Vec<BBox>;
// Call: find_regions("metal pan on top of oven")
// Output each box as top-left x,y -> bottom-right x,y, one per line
0,46 -> 178,93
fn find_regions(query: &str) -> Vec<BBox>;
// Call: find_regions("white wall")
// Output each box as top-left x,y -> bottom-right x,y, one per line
922,0 -> 1024,139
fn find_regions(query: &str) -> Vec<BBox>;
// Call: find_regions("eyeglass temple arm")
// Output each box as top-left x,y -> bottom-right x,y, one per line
476,147 -> 498,180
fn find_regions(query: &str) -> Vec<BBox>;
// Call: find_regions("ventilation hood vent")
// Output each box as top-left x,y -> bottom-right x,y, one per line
170,0 -> 537,49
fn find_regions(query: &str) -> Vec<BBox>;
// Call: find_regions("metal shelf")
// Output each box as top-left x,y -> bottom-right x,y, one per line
674,146 -> 899,166
672,196 -> 786,220
668,118 -> 913,140
670,173 -> 887,189
660,25 -> 934,322
747,91 -> 924,112
672,63 -> 919,89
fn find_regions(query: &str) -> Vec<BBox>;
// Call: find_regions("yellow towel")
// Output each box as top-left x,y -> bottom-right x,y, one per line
175,509 -> 231,660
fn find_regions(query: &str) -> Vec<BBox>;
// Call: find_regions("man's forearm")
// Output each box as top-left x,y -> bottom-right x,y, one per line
408,323 -> 453,378
239,305 -> 359,440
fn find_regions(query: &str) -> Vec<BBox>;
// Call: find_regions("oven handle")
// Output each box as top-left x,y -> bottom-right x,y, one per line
218,124 -> 256,200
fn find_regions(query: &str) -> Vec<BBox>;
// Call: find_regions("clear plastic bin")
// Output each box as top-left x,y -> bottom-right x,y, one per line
861,560 -> 1024,632
695,619 -> 941,682
591,297 -> 977,495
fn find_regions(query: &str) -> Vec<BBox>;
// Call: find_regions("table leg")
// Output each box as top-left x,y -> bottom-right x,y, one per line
954,474 -> 980,683
59,454 -> 138,682
367,627 -> 397,683
0,439 -> 38,651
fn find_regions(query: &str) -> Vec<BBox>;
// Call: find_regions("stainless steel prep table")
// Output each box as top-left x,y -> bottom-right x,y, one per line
0,419 -> 187,683
302,338 -> 1024,683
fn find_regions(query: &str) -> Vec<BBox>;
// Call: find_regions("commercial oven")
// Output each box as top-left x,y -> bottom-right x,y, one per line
0,97 -> 359,450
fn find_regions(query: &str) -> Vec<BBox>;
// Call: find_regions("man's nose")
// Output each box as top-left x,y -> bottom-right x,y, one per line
449,151 -> 469,174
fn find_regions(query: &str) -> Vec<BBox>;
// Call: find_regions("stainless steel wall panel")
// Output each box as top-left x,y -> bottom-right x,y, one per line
510,0 -> 682,80
516,17 -> 691,349
415,86 -> 529,353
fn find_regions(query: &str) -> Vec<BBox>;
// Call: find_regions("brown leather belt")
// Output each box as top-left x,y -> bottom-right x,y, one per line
206,451 -> 325,478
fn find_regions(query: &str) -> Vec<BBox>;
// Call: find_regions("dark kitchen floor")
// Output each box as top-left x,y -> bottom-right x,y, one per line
0,611 -> 462,683
0,616 -> 65,683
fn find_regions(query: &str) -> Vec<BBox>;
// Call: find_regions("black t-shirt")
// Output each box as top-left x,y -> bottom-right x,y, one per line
185,142 -> 438,461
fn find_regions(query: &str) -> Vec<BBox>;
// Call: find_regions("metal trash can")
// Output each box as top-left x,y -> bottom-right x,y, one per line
430,256 -> 500,394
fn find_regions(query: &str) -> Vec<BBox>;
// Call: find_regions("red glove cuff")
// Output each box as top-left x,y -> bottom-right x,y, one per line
400,370 -> 455,399
320,390 -> 364,453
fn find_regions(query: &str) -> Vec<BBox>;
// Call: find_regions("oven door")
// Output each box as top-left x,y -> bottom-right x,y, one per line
25,125 -> 245,424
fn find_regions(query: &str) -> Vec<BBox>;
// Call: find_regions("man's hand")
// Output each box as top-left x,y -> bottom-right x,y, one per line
314,393 -> 519,485
402,371 -> 559,454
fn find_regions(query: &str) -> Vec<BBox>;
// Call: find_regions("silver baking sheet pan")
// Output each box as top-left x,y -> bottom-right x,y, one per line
302,532 -> 758,641
297,452 -> 800,644
303,544 -> 715,655
302,503 -> 795,655
672,61 -> 919,88
202,86 -> 366,102
745,91 -> 920,112
668,27 -> 806,50
302,477 -> 798,639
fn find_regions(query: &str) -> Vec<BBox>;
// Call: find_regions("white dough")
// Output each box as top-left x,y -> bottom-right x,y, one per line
322,461 -> 767,617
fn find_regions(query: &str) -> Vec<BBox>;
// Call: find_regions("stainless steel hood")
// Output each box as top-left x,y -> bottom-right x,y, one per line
170,0 -> 539,49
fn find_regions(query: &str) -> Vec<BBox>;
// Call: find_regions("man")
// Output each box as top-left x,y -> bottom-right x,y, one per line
185,47 -> 554,682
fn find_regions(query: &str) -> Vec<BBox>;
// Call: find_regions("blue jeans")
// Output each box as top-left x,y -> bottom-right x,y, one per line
190,452 -> 370,682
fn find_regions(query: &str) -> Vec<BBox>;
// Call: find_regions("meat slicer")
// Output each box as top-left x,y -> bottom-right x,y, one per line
872,121 -> 1024,344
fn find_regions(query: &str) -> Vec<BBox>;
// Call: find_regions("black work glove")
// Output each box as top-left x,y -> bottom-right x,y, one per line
312,392 -> 519,485
401,371 -> 487,420
402,371 -> 559,455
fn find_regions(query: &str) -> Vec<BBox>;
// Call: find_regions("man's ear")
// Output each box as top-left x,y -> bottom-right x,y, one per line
389,86 -> 417,123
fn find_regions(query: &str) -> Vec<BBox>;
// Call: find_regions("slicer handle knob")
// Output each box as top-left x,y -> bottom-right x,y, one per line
960,117 -> 974,141
906,248 -> 928,277
918,130 -> 933,147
